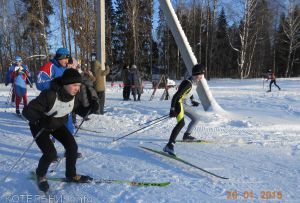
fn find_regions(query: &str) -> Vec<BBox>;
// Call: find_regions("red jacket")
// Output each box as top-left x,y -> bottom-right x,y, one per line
11,66 -> 30,83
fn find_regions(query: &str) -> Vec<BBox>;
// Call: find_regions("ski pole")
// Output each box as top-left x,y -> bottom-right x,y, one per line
5,85 -> 13,105
2,111 -> 57,183
139,114 -> 169,126
113,116 -> 169,142
49,157 -> 63,174
4,85 -> 13,112
25,75 -> 40,95
73,109 -> 91,137
2,128 -> 45,183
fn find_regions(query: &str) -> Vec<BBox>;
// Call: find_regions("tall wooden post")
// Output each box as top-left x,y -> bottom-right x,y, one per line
158,0 -> 222,111
95,0 -> 107,114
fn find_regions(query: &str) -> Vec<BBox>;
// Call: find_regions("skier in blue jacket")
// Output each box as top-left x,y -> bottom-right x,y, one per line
36,48 -> 70,91
36,48 -> 77,144
5,56 -> 31,103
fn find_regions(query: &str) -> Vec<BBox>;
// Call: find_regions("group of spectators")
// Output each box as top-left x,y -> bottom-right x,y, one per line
121,64 -> 143,101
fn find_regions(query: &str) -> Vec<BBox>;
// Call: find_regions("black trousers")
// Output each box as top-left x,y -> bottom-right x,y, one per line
269,80 -> 280,91
168,102 -> 185,144
123,86 -> 131,100
30,124 -> 78,178
169,119 -> 185,144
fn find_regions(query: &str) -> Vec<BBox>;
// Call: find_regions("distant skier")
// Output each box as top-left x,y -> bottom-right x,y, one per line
164,64 -> 205,156
9,56 -> 32,114
5,56 -> 30,103
22,68 -> 99,192
266,69 -> 281,92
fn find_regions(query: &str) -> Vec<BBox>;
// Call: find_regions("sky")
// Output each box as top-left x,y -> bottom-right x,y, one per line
14,0 -> 292,54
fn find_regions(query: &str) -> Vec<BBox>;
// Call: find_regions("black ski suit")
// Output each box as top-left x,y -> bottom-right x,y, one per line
22,77 -> 98,178
168,79 -> 192,144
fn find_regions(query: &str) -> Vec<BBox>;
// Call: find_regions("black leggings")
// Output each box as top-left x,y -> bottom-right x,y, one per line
169,119 -> 185,144
269,80 -> 280,90
168,102 -> 185,144
30,124 -> 78,178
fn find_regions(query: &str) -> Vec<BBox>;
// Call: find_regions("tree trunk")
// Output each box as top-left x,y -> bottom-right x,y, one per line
38,0 -> 49,57
59,0 -> 67,48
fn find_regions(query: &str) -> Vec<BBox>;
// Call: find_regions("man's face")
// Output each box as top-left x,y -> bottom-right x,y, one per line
193,74 -> 204,82
16,61 -> 22,66
58,58 -> 69,67
63,83 -> 81,96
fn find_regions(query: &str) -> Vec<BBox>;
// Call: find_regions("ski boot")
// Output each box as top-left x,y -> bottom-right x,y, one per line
36,174 -> 49,192
66,174 -> 93,183
16,109 -> 20,115
163,143 -> 176,156
182,133 -> 196,142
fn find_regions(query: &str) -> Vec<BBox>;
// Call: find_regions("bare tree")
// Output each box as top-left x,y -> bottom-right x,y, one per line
125,0 -> 140,64
282,0 -> 300,77
229,0 -> 258,79
59,0 -> 67,48
198,0 -> 205,65
1,0 -> 13,61
38,0 -> 49,57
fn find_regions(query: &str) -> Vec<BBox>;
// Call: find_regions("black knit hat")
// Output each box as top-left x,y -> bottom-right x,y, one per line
192,64 -> 205,76
61,68 -> 82,85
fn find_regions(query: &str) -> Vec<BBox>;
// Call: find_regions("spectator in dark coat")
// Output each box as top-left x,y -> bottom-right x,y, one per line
121,65 -> 131,100
72,63 -> 98,124
130,64 -> 143,101
79,65 -> 98,110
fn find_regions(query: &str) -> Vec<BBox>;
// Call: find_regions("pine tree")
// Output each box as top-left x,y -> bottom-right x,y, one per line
275,14 -> 290,77
105,0 -> 116,66
213,7 -> 232,77
252,0 -> 273,77
21,0 -> 53,54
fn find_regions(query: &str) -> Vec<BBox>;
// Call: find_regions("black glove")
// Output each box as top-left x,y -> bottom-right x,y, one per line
5,83 -> 8,86
30,116 -> 54,132
38,117 -> 54,131
169,108 -> 177,117
191,101 -> 200,107
90,98 -> 99,113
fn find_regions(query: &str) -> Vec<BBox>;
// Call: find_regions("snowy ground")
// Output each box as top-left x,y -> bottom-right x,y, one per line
0,78 -> 299,203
